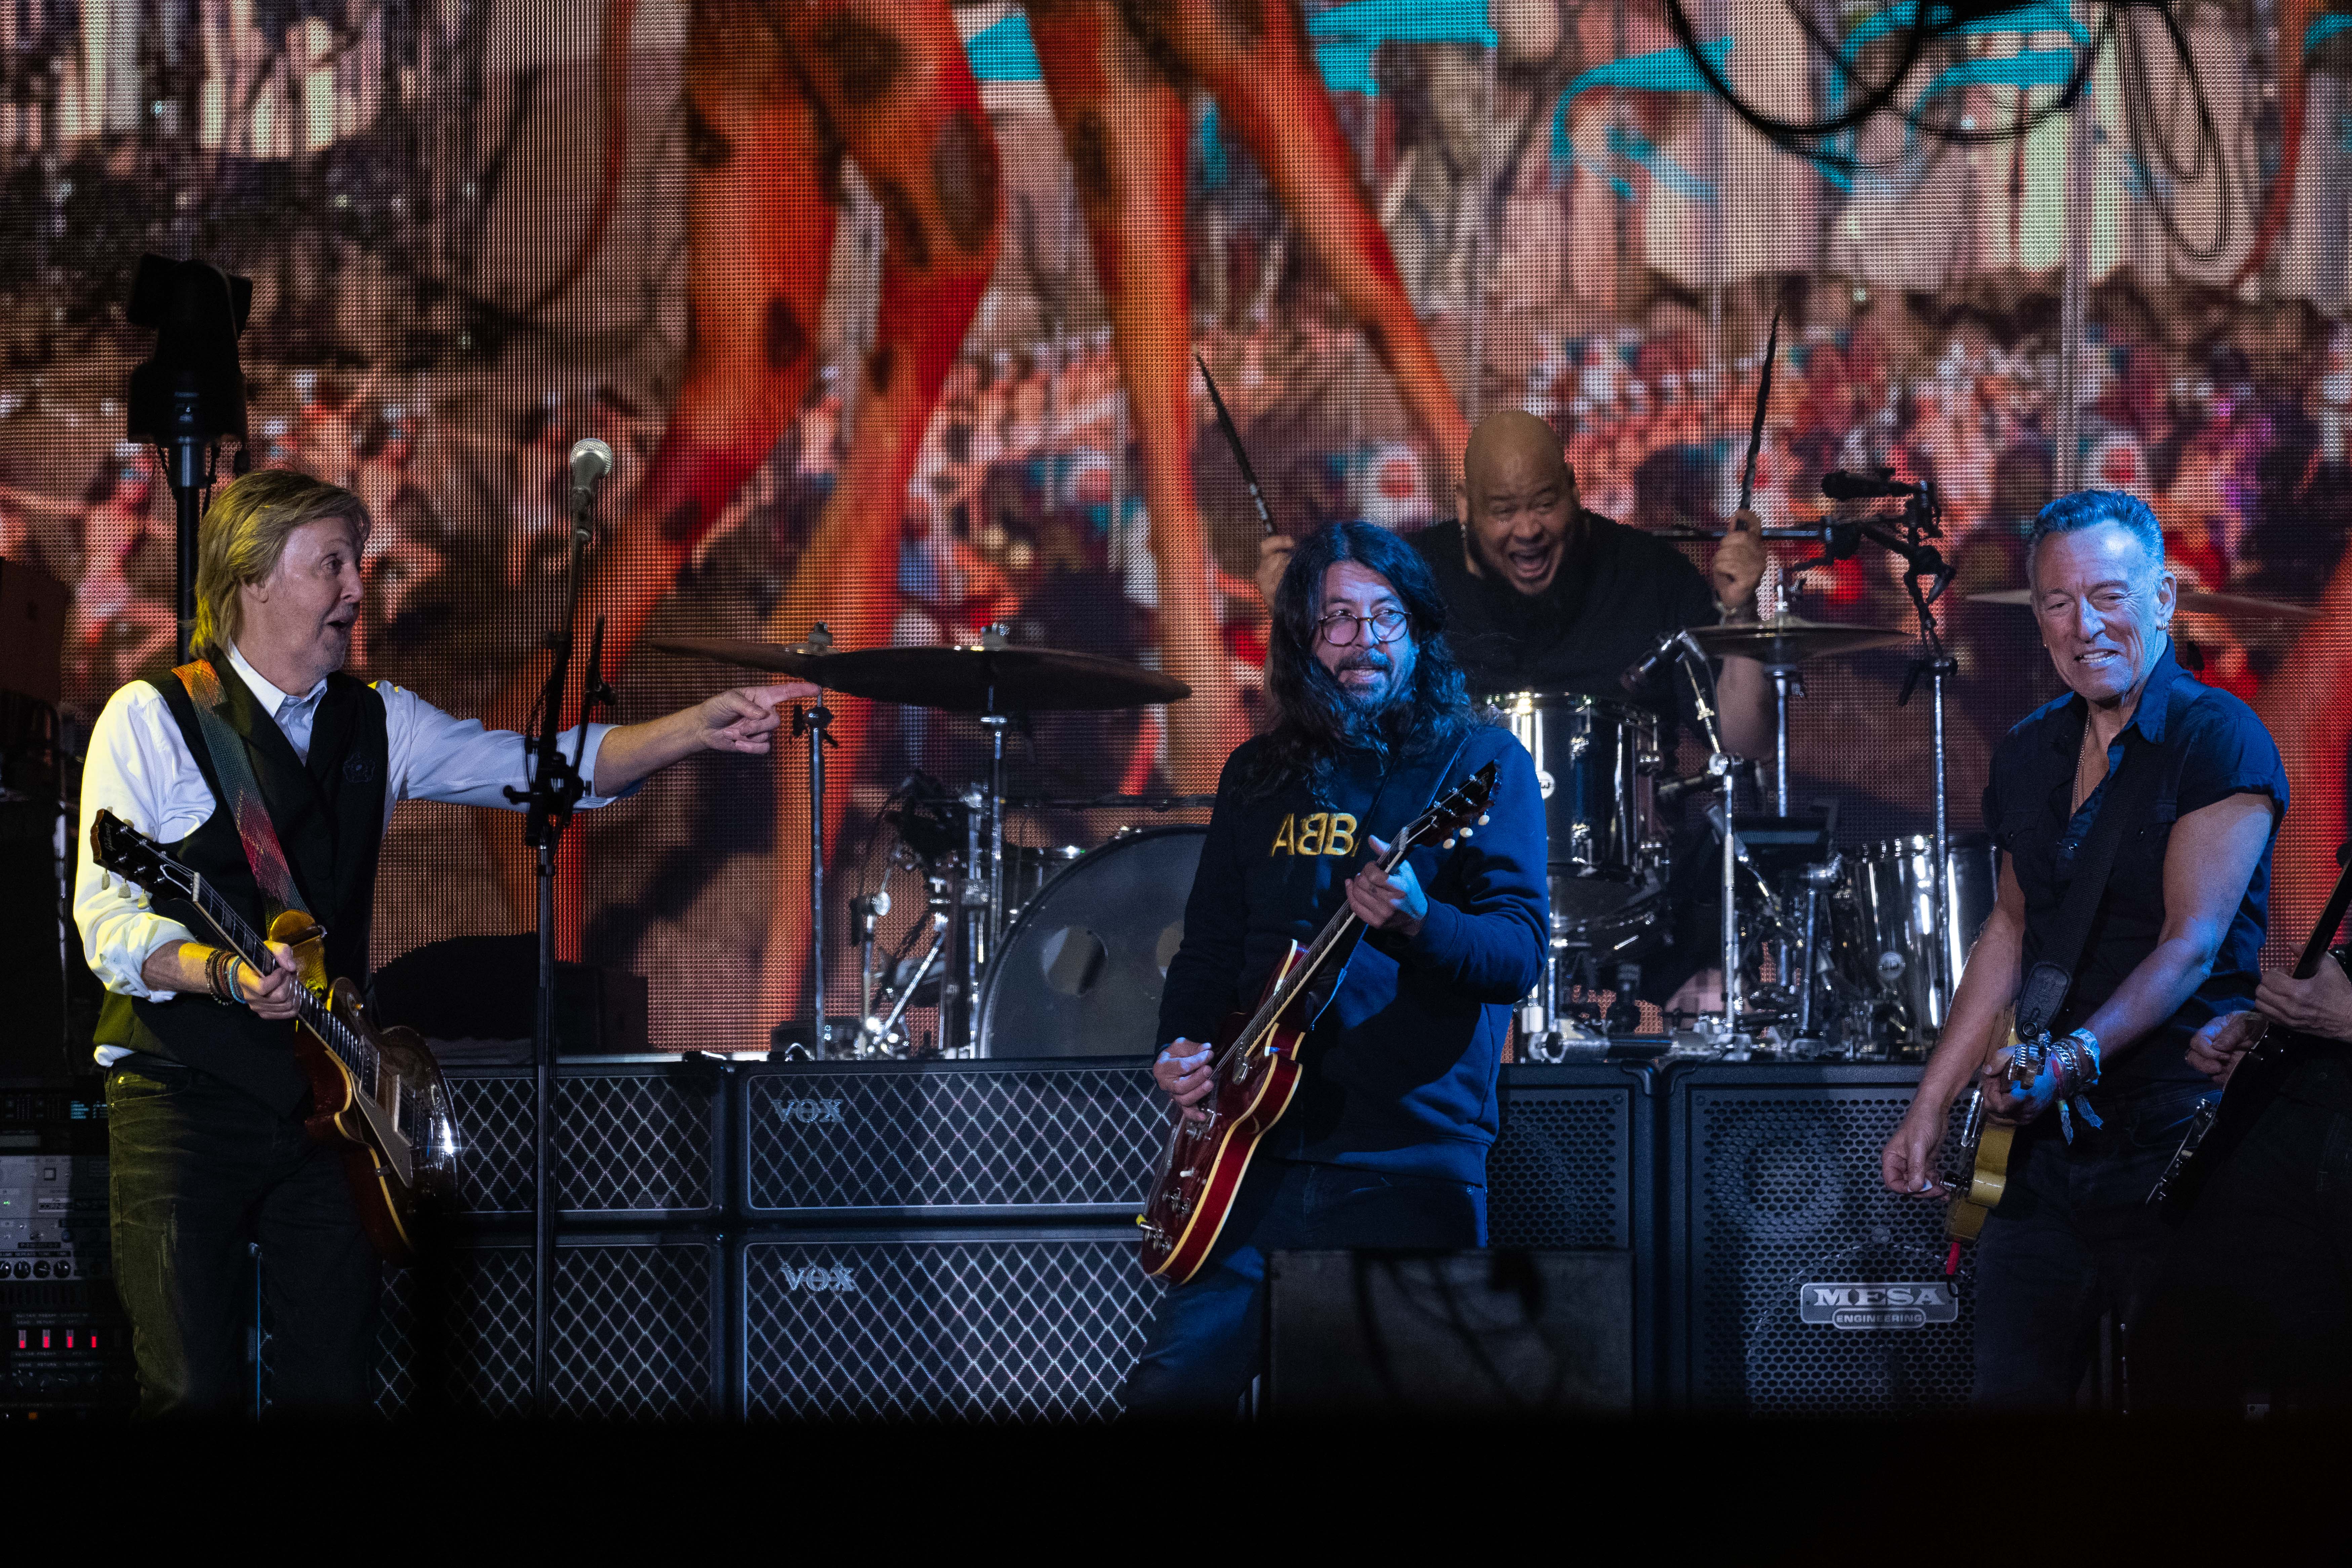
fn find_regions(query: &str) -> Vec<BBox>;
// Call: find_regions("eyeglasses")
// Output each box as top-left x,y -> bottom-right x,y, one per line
1315,607 -> 1410,647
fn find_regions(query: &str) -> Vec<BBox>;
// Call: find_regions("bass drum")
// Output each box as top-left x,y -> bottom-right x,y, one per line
976,826 -> 1207,1058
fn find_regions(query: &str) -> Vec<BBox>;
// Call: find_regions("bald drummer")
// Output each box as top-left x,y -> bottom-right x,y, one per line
1258,410 -> 1773,759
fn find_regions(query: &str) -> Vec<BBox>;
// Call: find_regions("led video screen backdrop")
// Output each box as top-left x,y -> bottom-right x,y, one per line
6,0 -> 2347,1050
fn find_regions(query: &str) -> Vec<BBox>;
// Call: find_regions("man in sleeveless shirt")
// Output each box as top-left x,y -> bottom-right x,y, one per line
73,470 -> 811,1416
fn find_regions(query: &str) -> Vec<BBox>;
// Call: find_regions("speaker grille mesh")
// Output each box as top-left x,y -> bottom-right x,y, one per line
741,1237 -> 1162,1420
745,1067 -> 1163,1212
263,1240 -> 715,1420
1689,1088 -> 1974,1414
1486,1089 -> 1631,1249
445,1070 -> 721,1217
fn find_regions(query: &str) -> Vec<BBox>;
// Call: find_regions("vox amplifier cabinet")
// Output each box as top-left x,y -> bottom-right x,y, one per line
735,1227 -> 1161,1420
741,1058 -> 1164,1221
435,1061 -> 725,1222
1664,1061 -> 1976,1415
258,1233 -> 724,1420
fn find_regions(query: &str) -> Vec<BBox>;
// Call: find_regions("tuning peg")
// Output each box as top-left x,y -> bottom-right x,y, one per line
1458,827 -> 1474,840
1442,836 -> 1457,849
1478,813 -> 1490,826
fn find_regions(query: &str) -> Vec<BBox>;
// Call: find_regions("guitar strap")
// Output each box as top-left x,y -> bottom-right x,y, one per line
2013,723 -> 2165,1042
174,659 -> 304,916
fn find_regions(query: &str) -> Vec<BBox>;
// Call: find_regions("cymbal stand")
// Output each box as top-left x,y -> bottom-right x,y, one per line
1670,632 -> 1746,1045
1881,487 -> 1956,1024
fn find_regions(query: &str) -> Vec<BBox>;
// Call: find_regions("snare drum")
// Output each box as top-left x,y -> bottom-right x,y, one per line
1831,834 -> 1999,1036
1486,691 -> 1663,923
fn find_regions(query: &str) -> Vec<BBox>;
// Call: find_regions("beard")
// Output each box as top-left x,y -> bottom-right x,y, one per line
1331,650 -> 1414,735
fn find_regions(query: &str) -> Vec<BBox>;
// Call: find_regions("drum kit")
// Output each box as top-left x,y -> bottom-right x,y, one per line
656,559 -> 2314,1064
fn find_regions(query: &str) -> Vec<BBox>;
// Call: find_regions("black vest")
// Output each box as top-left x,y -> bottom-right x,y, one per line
94,665 -> 390,1114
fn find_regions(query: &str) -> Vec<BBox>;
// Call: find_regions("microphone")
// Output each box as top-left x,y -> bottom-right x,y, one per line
1822,468 -> 1924,502
1621,633 -> 1682,693
1656,758 -> 1755,807
569,436 -> 615,499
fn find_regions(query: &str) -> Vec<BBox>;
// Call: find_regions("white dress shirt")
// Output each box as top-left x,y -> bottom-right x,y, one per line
76,644 -> 624,1060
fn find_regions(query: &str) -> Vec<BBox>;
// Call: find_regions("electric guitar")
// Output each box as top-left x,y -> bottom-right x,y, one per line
1136,764 -> 1498,1283
90,809 -> 460,1263
1944,1008 -> 2021,1249
2149,841 -> 2352,1216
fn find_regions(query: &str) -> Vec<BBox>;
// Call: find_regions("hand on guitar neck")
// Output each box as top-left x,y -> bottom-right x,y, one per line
2197,954 -> 2352,1084
141,938 -> 302,1019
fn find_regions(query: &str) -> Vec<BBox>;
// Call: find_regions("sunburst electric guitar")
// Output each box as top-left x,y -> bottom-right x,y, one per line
91,809 -> 460,1263
1136,763 -> 1498,1283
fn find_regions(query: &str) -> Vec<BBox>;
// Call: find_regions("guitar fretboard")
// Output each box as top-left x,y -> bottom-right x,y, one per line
180,870 -> 381,1100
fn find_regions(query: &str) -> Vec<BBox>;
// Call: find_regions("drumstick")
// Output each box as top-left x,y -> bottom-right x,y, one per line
1739,308 -> 1781,518
1195,352 -> 1276,536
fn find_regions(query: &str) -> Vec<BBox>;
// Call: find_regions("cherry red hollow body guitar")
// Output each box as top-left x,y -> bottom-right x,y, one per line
1136,764 -> 1498,1283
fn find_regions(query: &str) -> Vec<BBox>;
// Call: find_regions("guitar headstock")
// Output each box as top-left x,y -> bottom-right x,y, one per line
90,809 -> 198,905
1403,762 -> 1498,854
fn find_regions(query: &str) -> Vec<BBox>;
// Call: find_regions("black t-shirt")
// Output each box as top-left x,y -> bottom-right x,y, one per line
1982,639 -> 2287,1088
1409,516 -> 1720,725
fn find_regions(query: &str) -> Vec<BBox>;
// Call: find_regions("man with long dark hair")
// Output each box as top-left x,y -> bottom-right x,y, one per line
1125,520 -> 1548,1415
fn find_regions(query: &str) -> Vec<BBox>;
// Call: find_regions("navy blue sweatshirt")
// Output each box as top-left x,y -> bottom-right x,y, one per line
1154,722 -> 1549,1185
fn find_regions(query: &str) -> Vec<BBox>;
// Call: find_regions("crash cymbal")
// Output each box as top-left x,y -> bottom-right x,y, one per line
1681,612 -> 1912,669
1968,587 -> 2317,621
652,636 -> 1191,711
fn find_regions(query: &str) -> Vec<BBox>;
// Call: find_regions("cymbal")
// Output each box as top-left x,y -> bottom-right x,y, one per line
650,636 -> 1191,711
1681,612 -> 1912,668
1968,588 -> 2317,622
648,634 -> 829,679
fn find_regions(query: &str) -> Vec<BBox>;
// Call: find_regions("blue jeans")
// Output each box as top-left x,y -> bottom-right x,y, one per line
1120,1158 -> 1486,1418
1971,1079 -> 2212,1409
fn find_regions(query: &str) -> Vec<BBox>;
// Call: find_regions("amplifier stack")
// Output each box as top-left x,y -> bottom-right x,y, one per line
245,1054 -> 1972,1419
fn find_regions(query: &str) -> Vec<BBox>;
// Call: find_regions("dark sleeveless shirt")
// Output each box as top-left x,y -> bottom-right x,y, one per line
93,663 -> 390,1114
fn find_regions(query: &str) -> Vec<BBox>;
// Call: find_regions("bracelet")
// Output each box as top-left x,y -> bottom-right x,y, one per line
2063,1028 -> 2102,1090
204,948 -> 231,1004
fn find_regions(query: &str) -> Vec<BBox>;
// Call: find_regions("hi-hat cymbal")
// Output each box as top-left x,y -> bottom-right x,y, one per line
1681,612 -> 1912,668
650,635 -> 1191,711
1969,588 -> 2317,621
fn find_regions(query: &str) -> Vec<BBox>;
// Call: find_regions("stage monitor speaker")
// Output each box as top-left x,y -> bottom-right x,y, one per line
1266,1249 -> 1634,1416
1666,1062 -> 1975,1414
258,1233 -> 723,1420
741,1059 -> 1163,1221
436,1061 -> 724,1221
736,1227 -> 1161,1420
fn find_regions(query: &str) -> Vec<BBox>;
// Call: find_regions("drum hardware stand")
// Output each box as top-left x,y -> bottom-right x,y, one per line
1665,633 -> 1751,1051
1789,853 -> 1843,1055
788,622 -> 838,1058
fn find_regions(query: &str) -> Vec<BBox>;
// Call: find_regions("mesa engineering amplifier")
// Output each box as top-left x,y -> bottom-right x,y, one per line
1665,1061 -> 1974,1415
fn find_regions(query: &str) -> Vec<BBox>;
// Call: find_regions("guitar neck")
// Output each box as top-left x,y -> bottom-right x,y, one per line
2292,848 -> 2352,979
1235,832 -> 1421,1049
175,872 -> 366,1073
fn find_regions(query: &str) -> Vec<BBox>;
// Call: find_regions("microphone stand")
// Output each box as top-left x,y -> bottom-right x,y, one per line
502,476 -> 614,1413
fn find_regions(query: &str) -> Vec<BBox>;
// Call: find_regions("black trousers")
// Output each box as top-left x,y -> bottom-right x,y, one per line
107,1056 -> 379,1418
2138,1092 -> 2352,1414
1970,1079 -> 2210,1409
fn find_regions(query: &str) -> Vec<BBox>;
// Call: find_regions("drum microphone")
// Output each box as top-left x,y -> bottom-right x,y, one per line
1821,468 -> 1924,501
1656,758 -> 1756,806
1621,632 -> 1684,693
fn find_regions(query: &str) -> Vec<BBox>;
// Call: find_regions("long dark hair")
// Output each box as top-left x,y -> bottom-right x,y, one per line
1241,520 -> 1478,796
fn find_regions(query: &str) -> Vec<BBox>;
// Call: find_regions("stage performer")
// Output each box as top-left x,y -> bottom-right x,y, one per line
2133,937 -> 2352,1411
72,470 -> 813,1417
1879,490 -> 2283,1408
1130,520 -> 1546,1415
